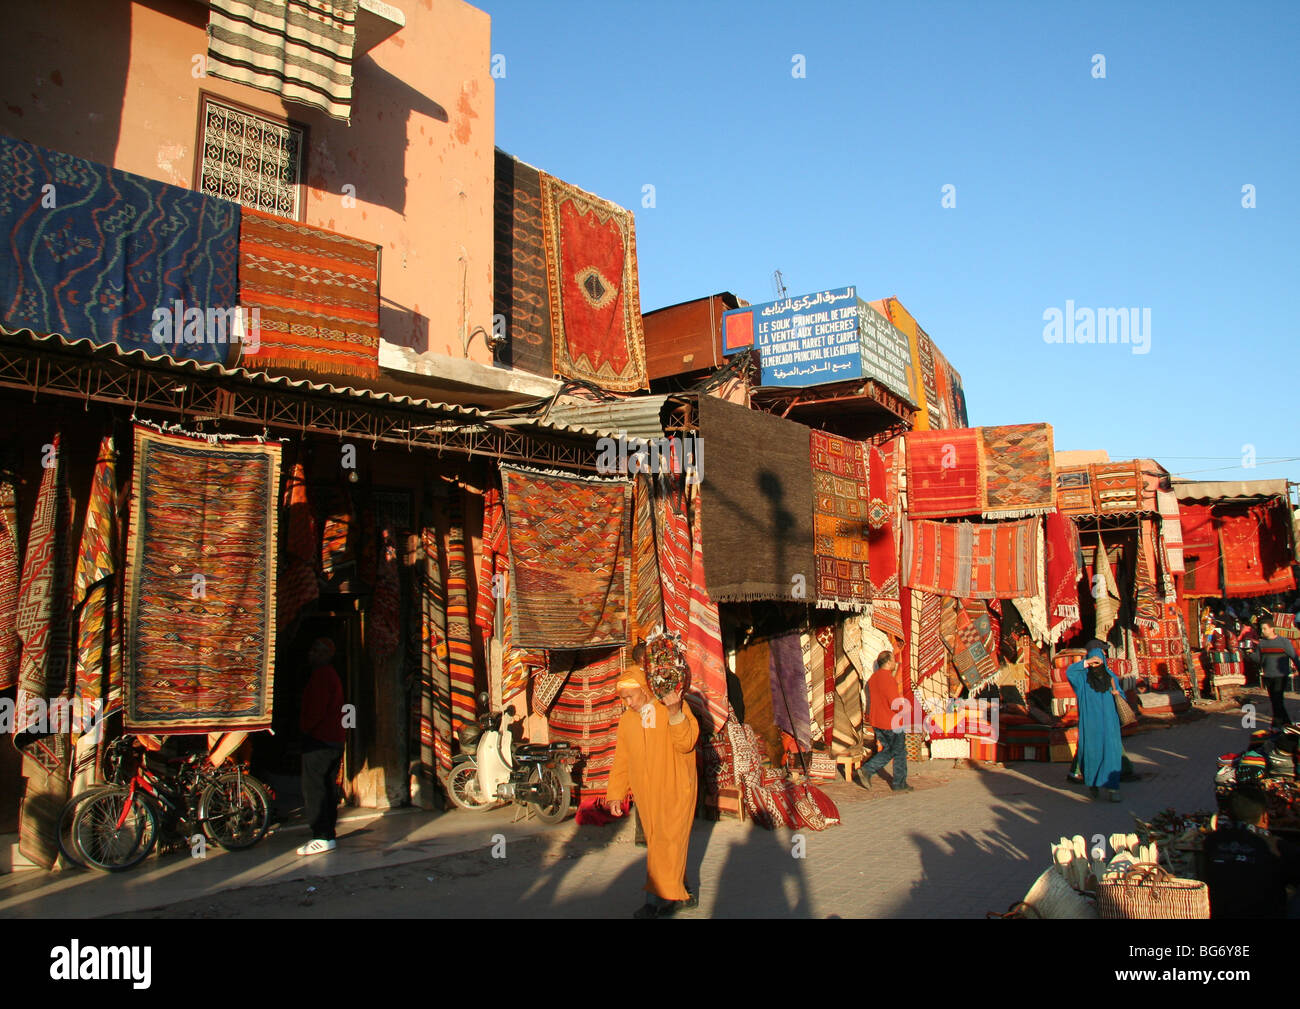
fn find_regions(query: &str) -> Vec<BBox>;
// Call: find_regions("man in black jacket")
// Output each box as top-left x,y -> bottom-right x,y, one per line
1204,788 -> 1300,918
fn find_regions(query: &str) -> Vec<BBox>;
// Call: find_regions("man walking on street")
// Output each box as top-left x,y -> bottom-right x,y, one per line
1256,619 -> 1299,728
856,651 -> 912,793
298,637 -> 346,856
606,665 -> 699,918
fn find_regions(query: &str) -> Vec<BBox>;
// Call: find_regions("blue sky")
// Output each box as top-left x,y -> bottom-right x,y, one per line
481,0 -> 1299,485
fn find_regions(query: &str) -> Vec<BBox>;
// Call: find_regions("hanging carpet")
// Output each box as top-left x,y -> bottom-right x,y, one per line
0,470 -> 19,690
546,648 -> 625,803
124,426 -> 280,734
1178,503 -> 1221,598
866,440 -> 900,600
1044,508 -> 1082,644
1157,489 -> 1186,574
685,489 -> 729,735
238,208 -> 381,377
277,461 -> 319,631
1055,465 -> 1094,517
71,436 -> 122,794
902,516 -> 1040,599
492,150 -> 554,377
539,173 -> 648,392
1220,503 -> 1296,598
500,465 -> 631,650
904,428 -> 984,518
769,630 -> 813,751
1091,460 -> 1144,514
0,135 -> 239,363
15,431 -> 77,870
980,423 -> 1056,518
809,429 -> 871,608
697,395 -> 817,603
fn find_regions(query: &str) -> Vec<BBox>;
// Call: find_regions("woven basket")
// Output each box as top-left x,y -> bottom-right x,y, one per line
1114,693 -> 1138,727
1021,868 -> 1098,919
1097,863 -> 1209,919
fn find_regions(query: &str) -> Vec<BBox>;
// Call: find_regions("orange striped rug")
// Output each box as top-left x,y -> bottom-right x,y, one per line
238,209 -> 380,378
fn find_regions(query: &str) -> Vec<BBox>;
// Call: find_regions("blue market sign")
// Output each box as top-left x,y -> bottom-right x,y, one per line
722,286 -> 863,387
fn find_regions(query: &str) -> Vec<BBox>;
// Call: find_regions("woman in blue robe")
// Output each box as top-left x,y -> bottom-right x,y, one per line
1066,646 -> 1124,800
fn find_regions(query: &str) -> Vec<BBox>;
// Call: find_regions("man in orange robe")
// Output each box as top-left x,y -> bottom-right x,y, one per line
607,666 -> 699,918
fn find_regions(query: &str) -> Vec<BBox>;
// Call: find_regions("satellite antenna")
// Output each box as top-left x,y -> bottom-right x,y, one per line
773,269 -> 787,299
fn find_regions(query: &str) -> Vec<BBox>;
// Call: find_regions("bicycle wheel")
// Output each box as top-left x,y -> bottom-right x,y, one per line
199,772 -> 271,851
72,788 -> 159,872
56,787 -> 118,869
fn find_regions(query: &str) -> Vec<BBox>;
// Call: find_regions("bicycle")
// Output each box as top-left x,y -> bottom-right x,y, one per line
60,734 -> 273,872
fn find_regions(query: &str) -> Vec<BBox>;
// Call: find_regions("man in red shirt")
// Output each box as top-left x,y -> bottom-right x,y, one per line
855,650 -> 913,793
298,637 -> 346,856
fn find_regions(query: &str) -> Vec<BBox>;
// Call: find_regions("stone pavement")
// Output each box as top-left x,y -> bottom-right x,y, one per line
0,704 -> 1254,919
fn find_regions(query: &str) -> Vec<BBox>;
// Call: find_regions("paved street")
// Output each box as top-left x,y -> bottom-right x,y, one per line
0,700 -> 1257,919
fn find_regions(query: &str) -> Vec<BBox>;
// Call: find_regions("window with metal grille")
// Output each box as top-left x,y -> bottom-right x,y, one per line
197,95 -> 305,220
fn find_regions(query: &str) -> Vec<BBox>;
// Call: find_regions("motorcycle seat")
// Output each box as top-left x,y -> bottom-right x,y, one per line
514,743 -> 556,757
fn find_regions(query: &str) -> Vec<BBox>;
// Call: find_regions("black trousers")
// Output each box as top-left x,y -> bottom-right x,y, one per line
301,745 -> 344,840
1265,677 -> 1292,727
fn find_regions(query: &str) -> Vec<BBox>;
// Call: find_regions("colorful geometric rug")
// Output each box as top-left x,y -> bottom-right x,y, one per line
0,136 -> 239,363
539,173 -> 648,392
981,423 -> 1056,518
444,494 -> 478,732
500,465 -> 631,650
0,469 -> 19,691
72,435 -> 122,794
492,151 -> 554,378
15,431 -> 77,870
905,428 -> 984,518
546,648 -> 625,802
632,475 -> 665,638
1055,465 -> 1094,516
909,588 -> 949,698
1134,520 -> 1164,631
901,517 -> 1040,599
803,625 -> 836,747
238,208 -> 380,377
655,484 -> 692,637
686,489 -> 729,735
415,521 -> 452,800
866,440 -> 900,600
15,430 -> 76,738
124,426 -> 280,733
832,622 -> 865,756
206,0 -> 358,123
277,460 -> 319,632
697,395 -> 816,603
478,486 -> 545,704
810,430 -> 871,608
949,600 -> 998,692
1091,460 -> 1144,514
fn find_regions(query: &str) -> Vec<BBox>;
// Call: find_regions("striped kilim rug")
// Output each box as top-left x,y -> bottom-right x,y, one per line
124,426 -> 280,733
238,208 -> 380,377
547,648 -> 625,802
206,0 -> 358,122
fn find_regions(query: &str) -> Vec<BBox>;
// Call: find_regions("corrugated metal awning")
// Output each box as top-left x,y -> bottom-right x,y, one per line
1173,478 -> 1290,502
544,396 -> 670,442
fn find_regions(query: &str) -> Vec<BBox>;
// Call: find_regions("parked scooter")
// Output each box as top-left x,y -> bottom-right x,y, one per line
446,692 -> 577,823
